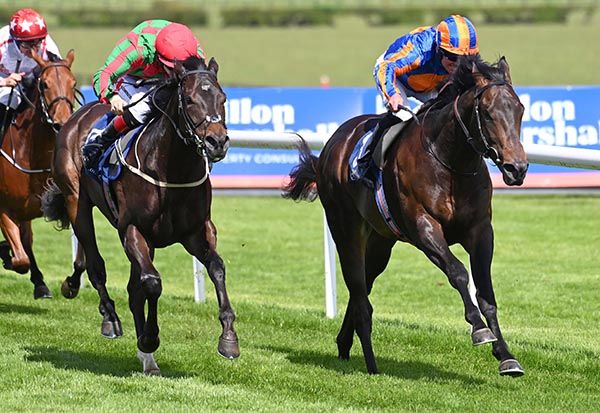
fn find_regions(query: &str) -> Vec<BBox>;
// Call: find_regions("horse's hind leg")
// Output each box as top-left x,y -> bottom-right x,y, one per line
19,221 -> 52,299
70,194 -> 122,338
336,231 -> 394,362
183,219 -> 239,360
468,224 -> 524,376
61,239 -> 86,299
326,210 -> 379,373
121,224 -> 163,366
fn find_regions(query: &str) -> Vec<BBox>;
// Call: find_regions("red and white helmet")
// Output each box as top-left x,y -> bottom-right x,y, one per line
155,23 -> 200,68
10,8 -> 47,41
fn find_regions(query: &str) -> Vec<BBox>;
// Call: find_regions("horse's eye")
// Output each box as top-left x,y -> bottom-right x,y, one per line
185,96 -> 193,104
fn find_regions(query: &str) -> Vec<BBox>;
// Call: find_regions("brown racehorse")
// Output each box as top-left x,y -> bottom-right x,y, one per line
284,56 -> 528,376
0,50 -> 76,299
42,56 -> 238,375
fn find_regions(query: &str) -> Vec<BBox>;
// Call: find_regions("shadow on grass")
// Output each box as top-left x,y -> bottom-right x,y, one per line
263,345 -> 485,384
0,302 -> 49,315
24,346 -> 191,379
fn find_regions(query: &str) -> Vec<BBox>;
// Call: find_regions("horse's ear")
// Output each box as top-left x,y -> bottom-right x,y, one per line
174,60 -> 186,77
31,51 -> 46,69
471,62 -> 487,89
498,56 -> 512,84
65,49 -> 75,68
208,57 -> 219,75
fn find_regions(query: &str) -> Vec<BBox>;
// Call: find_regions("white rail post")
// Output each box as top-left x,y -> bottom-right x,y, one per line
192,257 -> 206,303
323,213 -> 337,318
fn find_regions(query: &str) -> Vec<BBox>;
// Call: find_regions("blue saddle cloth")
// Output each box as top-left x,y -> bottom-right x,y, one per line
85,112 -> 143,184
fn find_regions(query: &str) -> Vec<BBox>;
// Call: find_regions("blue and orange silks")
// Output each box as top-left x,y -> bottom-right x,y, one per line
373,26 -> 448,101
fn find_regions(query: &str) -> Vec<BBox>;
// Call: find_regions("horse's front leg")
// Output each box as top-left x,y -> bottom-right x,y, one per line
467,222 -> 524,376
413,213 -> 489,341
183,219 -> 239,360
121,224 -> 162,375
0,212 -> 30,274
19,221 -> 52,299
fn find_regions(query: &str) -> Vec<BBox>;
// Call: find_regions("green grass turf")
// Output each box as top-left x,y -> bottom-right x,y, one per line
52,21 -> 600,88
0,195 -> 599,412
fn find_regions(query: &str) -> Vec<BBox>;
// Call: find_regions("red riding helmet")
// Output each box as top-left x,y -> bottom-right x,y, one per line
10,8 -> 47,41
155,23 -> 200,68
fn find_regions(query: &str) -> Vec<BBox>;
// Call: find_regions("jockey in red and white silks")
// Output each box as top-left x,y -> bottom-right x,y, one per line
0,8 -> 61,109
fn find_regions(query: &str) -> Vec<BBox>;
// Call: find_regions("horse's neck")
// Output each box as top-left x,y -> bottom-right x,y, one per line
6,96 -> 54,160
142,112 -> 206,180
429,94 -> 482,171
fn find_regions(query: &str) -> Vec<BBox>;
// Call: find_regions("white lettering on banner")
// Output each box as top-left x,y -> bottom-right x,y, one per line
220,153 -> 253,164
226,98 -> 294,130
519,93 -> 599,147
254,153 -> 300,164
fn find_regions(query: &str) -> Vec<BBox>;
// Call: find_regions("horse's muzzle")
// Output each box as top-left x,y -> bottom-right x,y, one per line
205,134 -> 230,163
501,161 -> 529,186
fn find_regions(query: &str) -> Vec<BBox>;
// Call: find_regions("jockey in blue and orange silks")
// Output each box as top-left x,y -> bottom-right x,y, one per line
375,14 -> 479,114
352,15 -> 480,187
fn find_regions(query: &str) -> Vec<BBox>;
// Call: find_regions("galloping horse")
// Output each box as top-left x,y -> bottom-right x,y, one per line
42,56 -> 238,375
0,50 -> 77,299
284,56 -> 528,376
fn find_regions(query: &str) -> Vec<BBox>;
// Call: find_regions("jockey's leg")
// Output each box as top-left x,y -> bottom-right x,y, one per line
82,112 -> 138,169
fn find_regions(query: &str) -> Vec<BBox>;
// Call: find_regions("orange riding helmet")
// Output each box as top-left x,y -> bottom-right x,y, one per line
436,15 -> 479,55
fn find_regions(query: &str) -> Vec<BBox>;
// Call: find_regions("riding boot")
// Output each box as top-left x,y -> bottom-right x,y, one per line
82,115 -> 130,169
355,112 -> 401,189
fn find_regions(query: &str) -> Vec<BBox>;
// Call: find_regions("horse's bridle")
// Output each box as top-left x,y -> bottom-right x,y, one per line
19,62 -> 84,133
153,69 -> 225,158
453,80 -> 510,169
38,63 -> 84,132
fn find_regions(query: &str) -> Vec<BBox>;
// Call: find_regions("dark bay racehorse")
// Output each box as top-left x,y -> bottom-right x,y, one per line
41,56 -> 238,375
284,56 -> 528,376
0,50 -> 77,299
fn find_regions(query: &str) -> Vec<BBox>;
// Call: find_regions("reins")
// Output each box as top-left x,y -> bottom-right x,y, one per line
419,80 -> 509,176
115,69 -> 223,188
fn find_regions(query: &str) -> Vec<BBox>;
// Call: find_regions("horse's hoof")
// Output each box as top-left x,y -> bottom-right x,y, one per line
144,367 -> 161,376
33,285 -> 53,299
471,327 -> 497,346
101,320 -> 123,339
218,336 -> 240,359
61,279 -> 79,299
499,359 -> 525,377
138,335 -> 160,354
137,350 -> 161,376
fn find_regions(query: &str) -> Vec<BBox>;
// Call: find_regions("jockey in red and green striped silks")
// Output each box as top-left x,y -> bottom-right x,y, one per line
373,14 -> 479,117
93,19 -> 205,124
83,19 -> 204,169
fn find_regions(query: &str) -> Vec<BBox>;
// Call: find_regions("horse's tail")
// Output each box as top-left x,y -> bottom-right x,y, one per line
41,179 -> 70,230
282,137 -> 319,202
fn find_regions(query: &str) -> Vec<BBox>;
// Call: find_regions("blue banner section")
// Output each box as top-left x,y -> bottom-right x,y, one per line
81,85 -> 600,182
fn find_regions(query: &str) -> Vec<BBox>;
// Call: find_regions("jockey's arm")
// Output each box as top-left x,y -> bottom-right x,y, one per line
93,40 -> 142,103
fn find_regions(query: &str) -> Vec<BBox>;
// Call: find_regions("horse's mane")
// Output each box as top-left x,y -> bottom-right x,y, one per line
418,55 -> 508,114
47,51 -> 62,63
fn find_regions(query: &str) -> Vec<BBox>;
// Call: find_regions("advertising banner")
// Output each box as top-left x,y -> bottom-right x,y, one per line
81,85 -> 600,188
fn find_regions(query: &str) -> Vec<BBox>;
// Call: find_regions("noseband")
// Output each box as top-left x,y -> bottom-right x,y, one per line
154,69 -> 225,157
